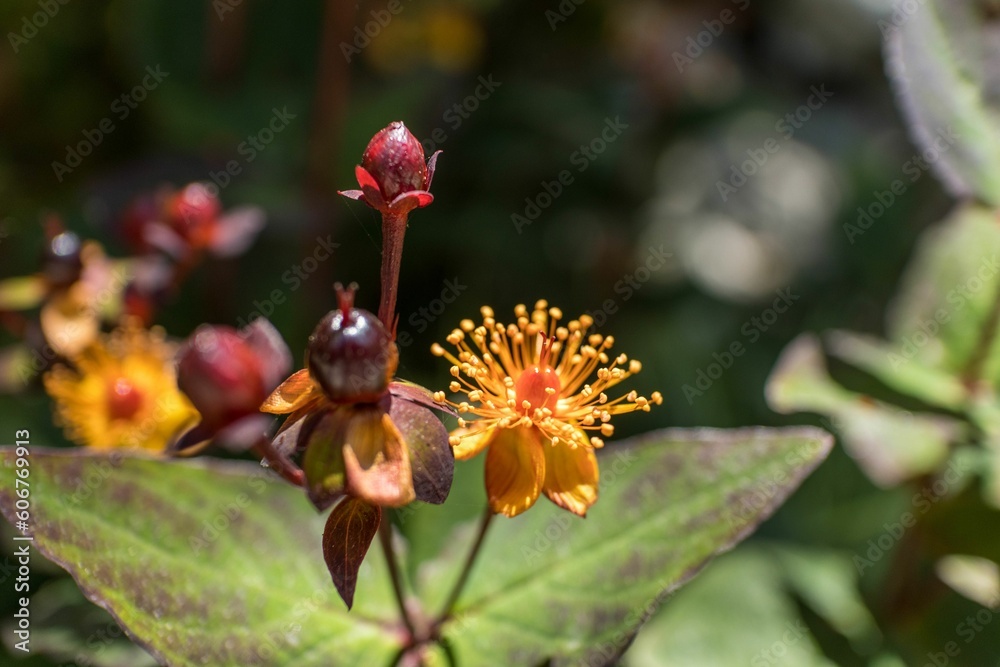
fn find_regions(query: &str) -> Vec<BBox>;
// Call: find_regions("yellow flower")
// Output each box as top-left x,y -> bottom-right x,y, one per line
44,323 -> 198,452
432,300 -> 662,518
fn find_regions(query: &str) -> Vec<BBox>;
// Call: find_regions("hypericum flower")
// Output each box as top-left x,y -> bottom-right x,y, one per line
43,322 -> 198,452
432,300 -> 663,518
261,286 -> 453,510
338,121 -> 440,217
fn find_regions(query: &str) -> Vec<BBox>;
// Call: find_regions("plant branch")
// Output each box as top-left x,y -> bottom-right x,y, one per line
378,212 -> 407,332
379,513 -> 417,638
434,506 -> 494,628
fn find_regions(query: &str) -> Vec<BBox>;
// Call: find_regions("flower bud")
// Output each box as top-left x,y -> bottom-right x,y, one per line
177,319 -> 292,433
338,121 -> 440,216
165,183 -> 221,248
362,122 -> 428,201
177,326 -> 265,430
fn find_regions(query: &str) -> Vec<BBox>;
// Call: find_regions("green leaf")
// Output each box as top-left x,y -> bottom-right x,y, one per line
767,334 -> 962,486
301,409 -> 348,510
887,204 -> 1000,382
773,545 -> 881,652
0,450 -> 401,667
623,547 -> 836,667
422,426 -> 833,666
885,0 -> 1000,204
826,330 -> 967,411
935,554 -> 1000,609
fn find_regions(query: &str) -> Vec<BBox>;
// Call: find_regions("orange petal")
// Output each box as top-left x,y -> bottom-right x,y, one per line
451,426 -> 497,460
343,409 -> 415,507
484,426 -> 545,518
542,437 -> 599,517
260,368 -> 322,414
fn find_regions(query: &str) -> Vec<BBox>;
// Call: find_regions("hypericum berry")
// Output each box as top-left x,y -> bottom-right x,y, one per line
306,285 -> 398,403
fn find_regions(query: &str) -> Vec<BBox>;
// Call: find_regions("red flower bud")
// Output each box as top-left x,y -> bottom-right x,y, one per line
165,183 -> 221,249
339,121 -> 440,216
362,122 -> 428,201
176,319 -> 292,434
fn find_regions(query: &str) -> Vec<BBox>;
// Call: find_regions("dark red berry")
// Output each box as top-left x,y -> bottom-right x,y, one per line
307,286 -> 397,403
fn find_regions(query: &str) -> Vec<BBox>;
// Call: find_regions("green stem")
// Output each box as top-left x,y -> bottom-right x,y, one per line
435,506 -> 494,626
378,514 -> 417,638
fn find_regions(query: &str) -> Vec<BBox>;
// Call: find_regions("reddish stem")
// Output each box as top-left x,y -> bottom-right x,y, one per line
378,212 -> 407,332
251,438 -> 305,487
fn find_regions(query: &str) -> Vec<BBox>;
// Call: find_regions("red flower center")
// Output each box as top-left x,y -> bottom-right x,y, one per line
515,365 -> 561,415
515,335 -> 561,415
106,377 -> 144,421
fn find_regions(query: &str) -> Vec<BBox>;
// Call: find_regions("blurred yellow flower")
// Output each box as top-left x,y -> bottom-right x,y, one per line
44,323 -> 198,452
433,300 -> 662,518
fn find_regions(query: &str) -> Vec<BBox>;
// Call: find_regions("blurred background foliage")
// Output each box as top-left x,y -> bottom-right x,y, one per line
1,0 -> 997,665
